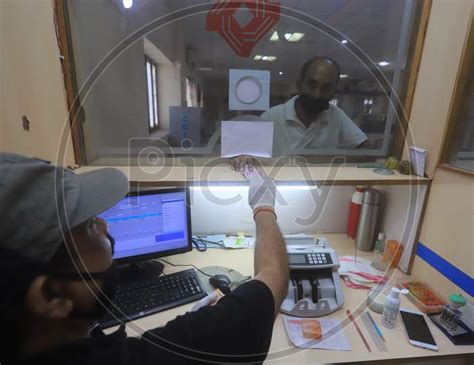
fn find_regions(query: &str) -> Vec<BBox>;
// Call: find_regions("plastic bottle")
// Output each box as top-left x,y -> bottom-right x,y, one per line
383,240 -> 404,268
382,287 -> 407,329
347,186 -> 366,239
372,233 -> 386,270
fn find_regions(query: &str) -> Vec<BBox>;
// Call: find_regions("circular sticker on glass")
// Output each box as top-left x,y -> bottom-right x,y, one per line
235,76 -> 262,104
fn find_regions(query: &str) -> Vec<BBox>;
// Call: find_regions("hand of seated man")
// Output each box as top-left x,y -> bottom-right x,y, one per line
231,155 -> 256,173
246,167 -> 276,213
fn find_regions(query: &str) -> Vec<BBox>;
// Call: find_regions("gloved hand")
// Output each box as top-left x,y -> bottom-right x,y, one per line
190,290 -> 222,312
245,166 -> 276,210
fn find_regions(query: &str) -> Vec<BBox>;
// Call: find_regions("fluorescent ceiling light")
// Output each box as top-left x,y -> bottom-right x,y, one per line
197,67 -> 213,71
277,185 -> 319,191
189,186 -> 248,192
291,33 -> 305,42
255,55 -> 276,62
122,0 -> 133,9
340,74 -> 349,78
378,61 -> 390,67
270,31 -> 280,41
190,185 -> 319,191
284,32 -> 305,42
341,39 -> 348,44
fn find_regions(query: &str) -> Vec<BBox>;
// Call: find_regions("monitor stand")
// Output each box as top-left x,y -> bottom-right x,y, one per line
116,260 -> 165,285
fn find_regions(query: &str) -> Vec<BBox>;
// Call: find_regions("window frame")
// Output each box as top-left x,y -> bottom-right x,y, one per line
145,56 -> 159,133
438,9 -> 474,176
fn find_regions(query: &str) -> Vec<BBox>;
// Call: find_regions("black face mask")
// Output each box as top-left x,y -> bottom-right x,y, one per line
50,233 -> 119,319
297,93 -> 330,117
69,262 -> 119,319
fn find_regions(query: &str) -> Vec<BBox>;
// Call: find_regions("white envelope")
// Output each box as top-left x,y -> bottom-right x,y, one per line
221,121 -> 273,158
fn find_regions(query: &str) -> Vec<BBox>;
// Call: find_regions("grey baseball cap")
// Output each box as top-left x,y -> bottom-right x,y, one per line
0,153 -> 129,264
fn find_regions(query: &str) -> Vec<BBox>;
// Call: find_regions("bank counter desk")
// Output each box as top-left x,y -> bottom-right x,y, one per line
106,234 -> 474,364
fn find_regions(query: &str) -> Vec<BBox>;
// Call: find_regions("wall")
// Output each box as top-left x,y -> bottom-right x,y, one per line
191,183 -> 425,275
0,0 -> 74,165
191,185 -> 353,235
403,0 -> 473,177
411,169 -> 473,297
406,1 -> 474,298
0,0 -> 5,152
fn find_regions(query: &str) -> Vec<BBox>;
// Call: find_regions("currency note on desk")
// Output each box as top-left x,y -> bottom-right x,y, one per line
223,236 -> 255,249
283,316 -> 351,351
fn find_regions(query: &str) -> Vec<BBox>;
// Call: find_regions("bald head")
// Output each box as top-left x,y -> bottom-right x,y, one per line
299,57 -> 340,83
297,57 -> 340,100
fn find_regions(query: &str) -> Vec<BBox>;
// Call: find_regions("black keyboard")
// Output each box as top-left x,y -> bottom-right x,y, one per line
98,268 -> 206,328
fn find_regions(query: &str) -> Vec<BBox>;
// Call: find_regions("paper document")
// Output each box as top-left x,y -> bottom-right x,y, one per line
283,316 -> 351,351
338,256 -> 386,289
223,236 -> 255,249
221,121 -> 273,158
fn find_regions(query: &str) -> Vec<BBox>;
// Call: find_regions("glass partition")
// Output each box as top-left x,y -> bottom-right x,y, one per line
65,0 -> 422,164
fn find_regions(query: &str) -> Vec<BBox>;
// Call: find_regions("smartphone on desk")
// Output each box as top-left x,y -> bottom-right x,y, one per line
400,308 -> 439,351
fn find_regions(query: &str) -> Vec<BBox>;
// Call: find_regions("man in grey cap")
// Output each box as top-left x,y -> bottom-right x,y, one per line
0,153 -> 288,364
0,153 -> 129,363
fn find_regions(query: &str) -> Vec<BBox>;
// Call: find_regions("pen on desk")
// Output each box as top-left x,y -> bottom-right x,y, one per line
347,310 -> 372,352
366,311 -> 386,342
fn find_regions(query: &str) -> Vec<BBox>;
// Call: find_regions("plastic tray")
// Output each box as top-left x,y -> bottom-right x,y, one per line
397,281 -> 446,314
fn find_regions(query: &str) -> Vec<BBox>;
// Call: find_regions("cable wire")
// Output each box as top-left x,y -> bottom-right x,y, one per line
192,236 -> 225,252
155,258 -> 213,277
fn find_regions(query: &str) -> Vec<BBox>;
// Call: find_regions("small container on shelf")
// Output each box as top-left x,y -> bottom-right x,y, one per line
439,294 -> 466,331
397,281 -> 446,314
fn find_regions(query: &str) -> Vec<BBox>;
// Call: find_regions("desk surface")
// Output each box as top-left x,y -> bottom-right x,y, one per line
109,234 -> 473,364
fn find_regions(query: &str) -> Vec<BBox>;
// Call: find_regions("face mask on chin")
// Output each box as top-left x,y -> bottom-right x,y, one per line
297,93 -> 331,118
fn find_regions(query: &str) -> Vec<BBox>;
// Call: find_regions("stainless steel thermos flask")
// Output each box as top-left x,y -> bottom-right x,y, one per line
355,188 -> 382,251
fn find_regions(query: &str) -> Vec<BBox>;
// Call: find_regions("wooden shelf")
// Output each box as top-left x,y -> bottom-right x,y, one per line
75,165 -> 430,186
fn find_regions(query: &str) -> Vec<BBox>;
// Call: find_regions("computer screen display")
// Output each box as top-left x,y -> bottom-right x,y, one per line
99,189 -> 191,262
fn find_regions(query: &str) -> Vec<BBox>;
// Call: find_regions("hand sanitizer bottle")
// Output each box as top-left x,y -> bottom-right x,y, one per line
382,287 -> 407,329
372,232 -> 386,270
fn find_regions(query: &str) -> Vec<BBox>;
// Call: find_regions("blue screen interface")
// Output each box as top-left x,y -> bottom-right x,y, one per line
99,191 -> 189,259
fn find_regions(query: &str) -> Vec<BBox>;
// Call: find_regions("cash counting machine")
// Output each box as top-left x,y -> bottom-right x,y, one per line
281,237 -> 344,317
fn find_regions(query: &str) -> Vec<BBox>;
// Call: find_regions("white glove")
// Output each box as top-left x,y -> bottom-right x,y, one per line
245,166 -> 276,210
190,291 -> 220,312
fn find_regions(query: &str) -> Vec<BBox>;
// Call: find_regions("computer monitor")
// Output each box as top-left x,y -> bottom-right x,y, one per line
98,188 -> 192,265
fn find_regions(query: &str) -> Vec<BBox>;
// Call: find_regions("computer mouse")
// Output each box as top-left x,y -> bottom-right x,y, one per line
209,274 -> 231,294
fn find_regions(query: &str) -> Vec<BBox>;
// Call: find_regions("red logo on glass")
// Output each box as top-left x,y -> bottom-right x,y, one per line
206,1 -> 281,57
